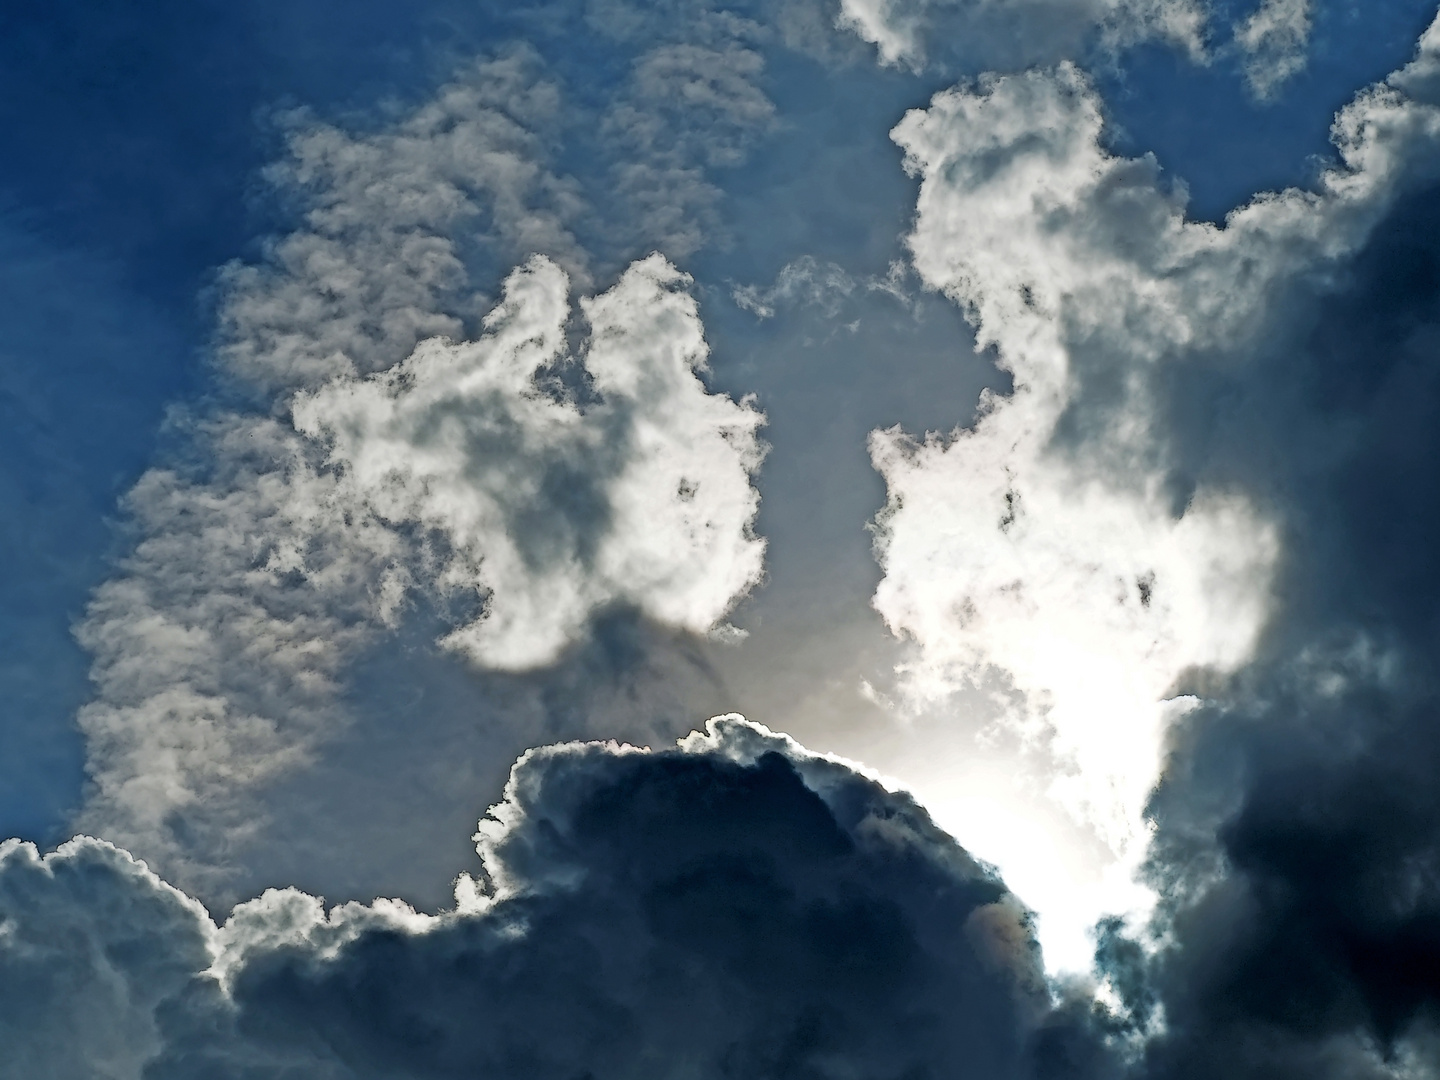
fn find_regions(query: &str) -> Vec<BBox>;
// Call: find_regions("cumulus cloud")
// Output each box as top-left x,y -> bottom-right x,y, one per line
67,25 -> 777,895
29,4 -> 1440,1077
75,62 -> 602,872
835,0 -> 1207,72
873,61 -> 1273,959
1091,19 -> 1440,1075
2,719 -> 1104,1079
869,18 -> 1440,968
0,836 -> 215,1080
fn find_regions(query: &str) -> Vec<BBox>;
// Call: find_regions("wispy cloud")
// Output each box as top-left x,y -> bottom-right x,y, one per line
1235,0 -> 1312,99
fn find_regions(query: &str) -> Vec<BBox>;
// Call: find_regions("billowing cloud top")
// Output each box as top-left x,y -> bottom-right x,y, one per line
0,719 -> 1085,1080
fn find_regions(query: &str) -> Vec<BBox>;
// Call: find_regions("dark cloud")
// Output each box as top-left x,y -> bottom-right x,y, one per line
0,837 -> 214,1080
1122,170 -> 1440,1079
1,719 -> 1113,1079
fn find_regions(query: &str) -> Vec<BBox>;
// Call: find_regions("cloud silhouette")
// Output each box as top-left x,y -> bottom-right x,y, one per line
1,718 -> 1103,1080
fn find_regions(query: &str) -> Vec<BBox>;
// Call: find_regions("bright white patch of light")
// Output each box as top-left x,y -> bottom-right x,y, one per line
914,773 -> 1156,975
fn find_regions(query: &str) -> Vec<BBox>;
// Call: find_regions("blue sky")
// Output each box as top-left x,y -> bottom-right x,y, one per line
9,1 -> 1440,1076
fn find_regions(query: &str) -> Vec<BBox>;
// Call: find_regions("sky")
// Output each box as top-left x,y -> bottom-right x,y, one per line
7,0 -> 1440,1076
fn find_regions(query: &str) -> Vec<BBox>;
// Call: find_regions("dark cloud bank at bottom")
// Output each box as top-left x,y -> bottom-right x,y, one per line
0,717 -> 1113,1080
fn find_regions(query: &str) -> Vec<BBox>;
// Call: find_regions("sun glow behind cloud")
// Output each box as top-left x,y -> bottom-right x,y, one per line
860,30 -> 1440,969
12,0 -> 1440,1075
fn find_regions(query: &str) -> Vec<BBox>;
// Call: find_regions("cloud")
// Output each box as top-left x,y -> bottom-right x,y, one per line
1092,19 -> 1440,1075
65,21 -> 783,896
0,836 -> 215,1080
74,414 -> 401,886
871,60 -> 1276,962
77,250 -> 765,891
835,0 -> 1207,72
598,28 -> 778,258
732,256 -> 858,318
1234,0 -> 1312,99
292,252 -> 767,670
24,4 -> 1440,1077
2,719 -> 1105,1079
868,16 -> 1440,971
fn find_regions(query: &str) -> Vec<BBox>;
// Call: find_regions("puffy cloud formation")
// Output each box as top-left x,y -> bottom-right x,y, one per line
870,17 -> 1440,969
872,60 -> 1273,958
836,0 -> 1206,71
292,253 -> 766,670
58,0 -> 843,899
1,719 -> 1103,1080
69,24 -> 775,892
0,837 -> 215,1080
74,59 -> 592,880
218,51 -> 587,392
77,252 -> 764,888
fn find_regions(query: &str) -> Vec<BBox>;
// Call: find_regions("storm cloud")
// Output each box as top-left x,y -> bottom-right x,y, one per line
0,719 -> 1095,1080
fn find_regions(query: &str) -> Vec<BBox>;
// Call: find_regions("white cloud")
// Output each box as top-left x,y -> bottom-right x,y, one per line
871,26 -> 1440,968
1235,0 -> 1312,99
67,27 -> 785,894
836,0 -> 1207,71
72,37 -> 771,892
292,252 -> 767,671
